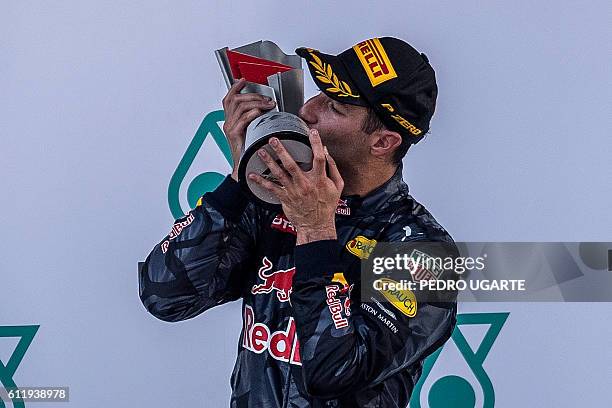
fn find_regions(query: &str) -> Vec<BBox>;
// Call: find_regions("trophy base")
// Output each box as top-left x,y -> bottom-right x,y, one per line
238,132 -> 312,211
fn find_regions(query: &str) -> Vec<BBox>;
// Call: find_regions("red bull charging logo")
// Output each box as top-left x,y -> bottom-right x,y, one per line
251,257 -> 296,302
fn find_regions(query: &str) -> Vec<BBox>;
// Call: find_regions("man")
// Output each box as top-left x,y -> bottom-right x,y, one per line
139,37 -> 457,407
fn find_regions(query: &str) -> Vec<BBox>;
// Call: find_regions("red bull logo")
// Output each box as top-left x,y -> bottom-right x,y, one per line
328,272 -> 354,327
326,285 -> 349,329
242,305 -> 301,365
161,213 -> 195,253
251,257 -> 295,302
336,199 -> 351,216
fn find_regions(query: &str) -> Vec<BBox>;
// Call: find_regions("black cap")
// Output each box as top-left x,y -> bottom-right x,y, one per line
296,37 -> 437,144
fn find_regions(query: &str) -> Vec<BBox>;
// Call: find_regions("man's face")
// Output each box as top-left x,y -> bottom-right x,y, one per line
298,92 -> 370,171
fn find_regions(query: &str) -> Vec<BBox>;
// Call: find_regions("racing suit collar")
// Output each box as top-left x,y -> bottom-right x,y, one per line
339,163 -> 407,215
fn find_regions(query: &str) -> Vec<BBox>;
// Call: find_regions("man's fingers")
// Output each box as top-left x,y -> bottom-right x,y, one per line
268,137 -> 303,179
222,78 -> 246,108
324,146 -> 344,191
256,148 -> 290,187
308,129 -> 326,176
233,99 -> 275,118
223,78 -> 276,112
234,93 -> 274,105
248,173 -> 286,198
233,108 -> 264,132
227,78 -> 246,97
228,94 -> 274,113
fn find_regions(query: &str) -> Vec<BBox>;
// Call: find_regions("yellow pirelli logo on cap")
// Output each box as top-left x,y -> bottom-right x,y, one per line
381,103 -> 423,136
353,38 -> 397,87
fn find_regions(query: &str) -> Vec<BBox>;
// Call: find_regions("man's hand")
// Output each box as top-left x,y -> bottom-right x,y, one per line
222,78 -> 277,181
248,129 -> 344,245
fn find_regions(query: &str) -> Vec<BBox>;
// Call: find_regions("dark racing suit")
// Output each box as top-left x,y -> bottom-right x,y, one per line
139,165 -> 457,407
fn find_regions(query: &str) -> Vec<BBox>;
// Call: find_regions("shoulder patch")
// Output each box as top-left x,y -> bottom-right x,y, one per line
377,278 -> 417,317
346,235 -> 377,259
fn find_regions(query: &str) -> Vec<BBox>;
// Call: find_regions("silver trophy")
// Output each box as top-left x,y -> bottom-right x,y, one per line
216,40 -> 312,209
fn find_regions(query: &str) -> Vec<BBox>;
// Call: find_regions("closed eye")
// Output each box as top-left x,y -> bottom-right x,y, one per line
328,101 -> 342,115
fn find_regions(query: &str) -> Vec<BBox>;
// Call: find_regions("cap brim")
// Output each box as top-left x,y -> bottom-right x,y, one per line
296,47 -> 368,107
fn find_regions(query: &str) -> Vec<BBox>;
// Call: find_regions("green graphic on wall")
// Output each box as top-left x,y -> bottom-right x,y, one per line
0,325 -> 39,408
410,312 -> 509,408
168,110 -> 232,219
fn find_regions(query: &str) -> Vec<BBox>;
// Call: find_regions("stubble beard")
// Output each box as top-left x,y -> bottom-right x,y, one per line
322,137 -> 370,187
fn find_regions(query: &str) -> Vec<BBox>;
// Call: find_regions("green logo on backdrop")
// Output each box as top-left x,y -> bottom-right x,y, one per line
0,325 -> 39,408
410,312 -> 509,408
168,110 -> 232,219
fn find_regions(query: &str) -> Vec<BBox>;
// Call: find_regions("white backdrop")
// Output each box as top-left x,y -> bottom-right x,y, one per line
2,1 -> 611,407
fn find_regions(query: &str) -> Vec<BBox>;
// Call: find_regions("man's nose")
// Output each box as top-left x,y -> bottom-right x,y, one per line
298,93 -> 322,125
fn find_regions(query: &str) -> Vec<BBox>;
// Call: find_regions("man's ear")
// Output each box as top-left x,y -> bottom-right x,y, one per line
370,129 -> 403,158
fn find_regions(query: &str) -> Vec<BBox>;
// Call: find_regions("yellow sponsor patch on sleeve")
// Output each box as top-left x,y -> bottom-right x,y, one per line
377,278 -> 417,317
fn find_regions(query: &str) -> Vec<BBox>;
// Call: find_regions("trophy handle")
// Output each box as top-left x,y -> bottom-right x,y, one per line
214,47 -> 233,89
267,69 -> 304,115
232,40 -> 302,69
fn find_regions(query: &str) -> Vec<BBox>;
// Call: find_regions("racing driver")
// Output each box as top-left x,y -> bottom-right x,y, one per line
139,37 -> 458,407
